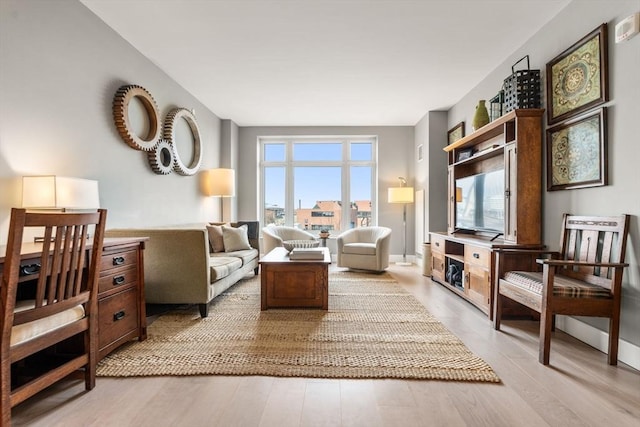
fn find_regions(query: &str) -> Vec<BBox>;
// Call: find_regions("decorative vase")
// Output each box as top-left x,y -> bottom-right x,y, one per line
472,100 -> 490,131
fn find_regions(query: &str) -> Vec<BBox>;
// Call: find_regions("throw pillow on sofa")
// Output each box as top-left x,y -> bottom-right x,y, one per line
206,224 -> 226,253
222,224 -> 252,252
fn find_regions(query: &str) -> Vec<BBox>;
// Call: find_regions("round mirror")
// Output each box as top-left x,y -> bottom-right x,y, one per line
113,85 -> 161,151
148,139 -> 175,175
163,108 -> 202,176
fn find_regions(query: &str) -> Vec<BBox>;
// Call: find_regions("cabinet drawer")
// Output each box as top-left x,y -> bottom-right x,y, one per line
100,249 -> 138,274
98,266 -> 138,294
99,287 -> 139,352
464,246 -> 491,268
431,235 -> 447,254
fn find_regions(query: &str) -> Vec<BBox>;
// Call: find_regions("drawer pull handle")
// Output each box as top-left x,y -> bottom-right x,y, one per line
113,310 -> 126,321
473,253 -> 480,259
435,242 -> 440,247
113,256 -> 125,266
113,275 -> 126,286
20,263 -> 41,276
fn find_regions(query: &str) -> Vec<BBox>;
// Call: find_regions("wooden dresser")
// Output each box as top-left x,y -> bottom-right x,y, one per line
0,237 -> 148,360
96,237 -> 147,359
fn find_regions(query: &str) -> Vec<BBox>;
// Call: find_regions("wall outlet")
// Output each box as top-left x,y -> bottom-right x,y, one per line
615,12 -> 640,43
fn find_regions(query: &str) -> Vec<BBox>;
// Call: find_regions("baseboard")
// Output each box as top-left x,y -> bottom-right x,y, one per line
556,316 -> 640,370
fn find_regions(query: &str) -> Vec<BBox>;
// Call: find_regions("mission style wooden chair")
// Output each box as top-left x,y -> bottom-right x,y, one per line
1,208 -> 107,426
493,214 -> 630,365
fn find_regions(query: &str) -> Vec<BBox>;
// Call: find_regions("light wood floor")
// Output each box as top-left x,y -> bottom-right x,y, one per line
12,265 -> 640,426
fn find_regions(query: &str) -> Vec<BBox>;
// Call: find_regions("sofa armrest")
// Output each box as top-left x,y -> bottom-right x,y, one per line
105,228 -> 211,303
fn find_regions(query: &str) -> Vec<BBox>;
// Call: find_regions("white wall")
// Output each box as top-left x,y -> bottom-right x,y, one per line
440,0 -> 640,366
0,0 -> 224,245
237,126 -> 415,257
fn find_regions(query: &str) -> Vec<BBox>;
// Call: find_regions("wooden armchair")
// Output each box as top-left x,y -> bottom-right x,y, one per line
493,214 -> 630,365
1,208 -> 107,425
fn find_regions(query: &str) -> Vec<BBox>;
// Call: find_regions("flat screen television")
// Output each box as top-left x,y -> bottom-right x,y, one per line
455,170 -> 505,234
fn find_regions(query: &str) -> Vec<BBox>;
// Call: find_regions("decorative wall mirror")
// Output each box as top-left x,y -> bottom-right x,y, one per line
113,85 -> 161,151
148,139 -> 176,175
163,108 -> 202,176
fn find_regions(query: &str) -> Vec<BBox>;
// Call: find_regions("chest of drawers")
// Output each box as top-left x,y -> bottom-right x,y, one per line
98,238 -> 147,359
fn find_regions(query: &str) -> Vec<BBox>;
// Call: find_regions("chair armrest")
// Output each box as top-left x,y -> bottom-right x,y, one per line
495,248 -> 556,256
536,259 -> 629,268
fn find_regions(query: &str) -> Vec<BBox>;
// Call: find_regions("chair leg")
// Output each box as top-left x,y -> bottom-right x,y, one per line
608,316 -> 620,366
493,294 -> 502,331
85,329 -> 96,391
1,360 -> 11,426
539,308 -> 553,365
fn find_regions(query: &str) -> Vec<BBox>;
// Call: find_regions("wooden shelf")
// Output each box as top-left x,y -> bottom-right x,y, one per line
452,144 -> 504,166
447,253 -> 464,263
444,109 -> 544,153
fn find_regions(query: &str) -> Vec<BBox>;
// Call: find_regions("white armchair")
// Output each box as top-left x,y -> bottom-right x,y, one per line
337,226 -> 391,272
262,226 -> 318,254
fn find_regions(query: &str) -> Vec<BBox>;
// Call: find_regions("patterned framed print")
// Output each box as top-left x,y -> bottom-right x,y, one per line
547,107 -> 607,191
447,122 -> 465,145
546,24 -> 608,126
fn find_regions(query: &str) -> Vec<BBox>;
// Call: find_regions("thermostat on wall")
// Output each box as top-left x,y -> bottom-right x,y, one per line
615,12 -> 640,43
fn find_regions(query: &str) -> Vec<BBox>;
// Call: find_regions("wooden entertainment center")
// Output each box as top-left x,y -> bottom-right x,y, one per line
430,109 -> 545,318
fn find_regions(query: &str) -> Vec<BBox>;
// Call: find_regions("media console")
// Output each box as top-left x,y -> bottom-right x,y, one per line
430,232 -> 543,317
431,109 -> 545,318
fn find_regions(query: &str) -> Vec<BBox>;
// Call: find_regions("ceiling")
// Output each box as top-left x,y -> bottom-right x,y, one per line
81,0 -> 570,127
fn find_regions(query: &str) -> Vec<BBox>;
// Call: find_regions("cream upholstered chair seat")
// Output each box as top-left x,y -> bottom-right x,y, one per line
10,301 -> 85,346
262,226 -> 318,255
337,226 -> 391,272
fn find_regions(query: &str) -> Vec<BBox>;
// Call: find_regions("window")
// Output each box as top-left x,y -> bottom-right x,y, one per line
260,136 -> 377,234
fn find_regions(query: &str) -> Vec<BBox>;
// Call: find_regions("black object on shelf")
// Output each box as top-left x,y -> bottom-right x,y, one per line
503,55 -> 540,113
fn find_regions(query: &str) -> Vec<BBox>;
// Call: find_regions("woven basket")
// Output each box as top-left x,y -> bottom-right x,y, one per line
503,55 -> 540,113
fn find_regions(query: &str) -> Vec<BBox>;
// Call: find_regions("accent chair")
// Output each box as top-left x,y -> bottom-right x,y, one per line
337,226 -> 391,272
262,225 -> 318,255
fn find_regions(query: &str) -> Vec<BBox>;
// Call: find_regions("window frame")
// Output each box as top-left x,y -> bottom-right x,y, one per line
259,136 -> 378,233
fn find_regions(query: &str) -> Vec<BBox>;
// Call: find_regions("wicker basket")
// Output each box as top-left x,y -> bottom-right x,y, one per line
502,55 -> 540,113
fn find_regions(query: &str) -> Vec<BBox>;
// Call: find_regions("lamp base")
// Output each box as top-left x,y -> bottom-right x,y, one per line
394,261 -> 413,267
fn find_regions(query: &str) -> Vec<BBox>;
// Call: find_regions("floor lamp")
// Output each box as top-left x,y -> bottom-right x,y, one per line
205,168 -> 235,222
388,177 -> 414,266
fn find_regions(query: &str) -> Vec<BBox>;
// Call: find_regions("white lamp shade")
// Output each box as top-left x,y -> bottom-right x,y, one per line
22,176 -> 100,209
204,168 -> 235,197
388,187 -> 414,204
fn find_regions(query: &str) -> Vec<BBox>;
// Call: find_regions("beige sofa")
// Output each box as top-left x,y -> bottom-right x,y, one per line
105,221 -> 259,317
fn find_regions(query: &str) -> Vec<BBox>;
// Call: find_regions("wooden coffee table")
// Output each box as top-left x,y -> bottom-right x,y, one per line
259,247 -> 331,310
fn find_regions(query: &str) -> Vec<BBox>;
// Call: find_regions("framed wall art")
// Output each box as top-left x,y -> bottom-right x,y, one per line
546,23 -> 608,126
546,107 -> 607,191
447,122 -> 465,145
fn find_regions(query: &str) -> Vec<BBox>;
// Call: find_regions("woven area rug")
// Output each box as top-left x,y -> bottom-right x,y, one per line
97,271 -> 500,382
